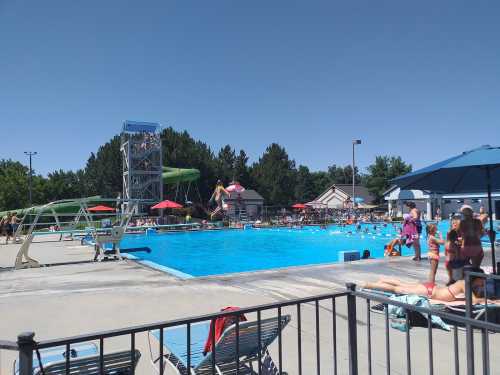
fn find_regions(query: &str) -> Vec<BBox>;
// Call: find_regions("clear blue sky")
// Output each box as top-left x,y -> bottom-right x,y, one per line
1,1 -> 499,175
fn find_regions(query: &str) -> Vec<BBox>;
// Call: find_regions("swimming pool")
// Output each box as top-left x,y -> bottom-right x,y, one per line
121,221 -> 457,277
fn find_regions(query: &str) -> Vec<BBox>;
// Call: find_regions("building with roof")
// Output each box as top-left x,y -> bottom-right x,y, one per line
225,189 -> 264,221
309,184 -> 377,209
384,186 -> 500,220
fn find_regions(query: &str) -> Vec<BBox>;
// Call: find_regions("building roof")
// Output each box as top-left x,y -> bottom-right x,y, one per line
312,184 -> 376,208
333,184 -> 376,203
226,189 -> 264,201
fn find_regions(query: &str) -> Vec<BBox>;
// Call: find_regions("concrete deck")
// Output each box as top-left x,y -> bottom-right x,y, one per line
1,237 -> 499,374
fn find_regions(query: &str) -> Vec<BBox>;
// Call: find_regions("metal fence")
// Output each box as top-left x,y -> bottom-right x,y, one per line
2,275 -> 500,375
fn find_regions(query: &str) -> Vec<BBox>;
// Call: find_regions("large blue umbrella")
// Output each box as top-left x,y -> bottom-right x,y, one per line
392,145 -> 500,273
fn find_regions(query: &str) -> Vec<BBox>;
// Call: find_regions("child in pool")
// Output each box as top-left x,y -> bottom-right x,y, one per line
384,238 -> 402,256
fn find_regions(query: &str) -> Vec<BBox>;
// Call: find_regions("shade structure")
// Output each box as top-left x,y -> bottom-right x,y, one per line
151,200 -> 183,210
87,205 -> 116,212
291,203 -> 306,209
391,145 -> 500,274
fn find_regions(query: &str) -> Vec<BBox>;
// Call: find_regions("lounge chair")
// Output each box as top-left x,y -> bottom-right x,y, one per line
14,343 -> 140,375
94,226 -> 125,261
364,289 -> 500,330
149,315 -> 291,374
14,343 -> 98,375
440,303 -> 500,328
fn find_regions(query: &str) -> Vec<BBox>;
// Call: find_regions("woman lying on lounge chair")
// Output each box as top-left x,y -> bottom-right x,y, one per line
363,274 -> 487,304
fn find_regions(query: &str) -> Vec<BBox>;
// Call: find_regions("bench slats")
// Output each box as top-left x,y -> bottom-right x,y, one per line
35,350 -> 140,375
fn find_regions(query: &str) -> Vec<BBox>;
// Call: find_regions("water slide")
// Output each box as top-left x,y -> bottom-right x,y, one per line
1,167 -> 201,217
162,167 -> 200,185
0,196 -> 106,218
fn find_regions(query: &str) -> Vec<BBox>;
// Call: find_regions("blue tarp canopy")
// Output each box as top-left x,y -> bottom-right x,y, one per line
392,145 -> 500,194
392,145 -> 500,273
122,120 -> 160,133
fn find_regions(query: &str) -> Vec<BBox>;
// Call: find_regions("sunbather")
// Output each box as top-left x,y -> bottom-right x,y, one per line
363,272 -> 487,303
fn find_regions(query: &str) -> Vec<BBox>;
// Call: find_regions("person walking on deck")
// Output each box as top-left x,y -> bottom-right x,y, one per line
2,212 -> 13,244
406,202 -> 422,261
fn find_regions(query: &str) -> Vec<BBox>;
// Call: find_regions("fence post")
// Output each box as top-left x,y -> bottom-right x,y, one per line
464,271 -> 474,375
17,332 -> 35,375
346,283 -> 358,375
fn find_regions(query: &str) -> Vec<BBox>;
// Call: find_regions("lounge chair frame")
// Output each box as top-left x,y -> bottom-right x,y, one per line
149,315 -> 290,375
32,349 -> 141,375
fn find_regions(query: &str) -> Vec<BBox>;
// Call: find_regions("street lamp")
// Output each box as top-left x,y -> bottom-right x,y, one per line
352,140 -> 361,209
24,151 -> 38,207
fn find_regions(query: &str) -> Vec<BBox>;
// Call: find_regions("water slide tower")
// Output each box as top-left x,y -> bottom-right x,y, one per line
121,121 -> 163,213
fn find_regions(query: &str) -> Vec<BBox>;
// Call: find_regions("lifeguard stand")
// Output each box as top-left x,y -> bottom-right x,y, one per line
121,121 -> 163,213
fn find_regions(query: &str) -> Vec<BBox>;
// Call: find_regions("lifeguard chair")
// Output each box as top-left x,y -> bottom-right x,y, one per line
93,226 -> 126,261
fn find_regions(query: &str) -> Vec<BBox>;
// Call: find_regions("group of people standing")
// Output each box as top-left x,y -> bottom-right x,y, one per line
401,202 -> 490,286
0,212 -> 20,244
428,205 -> 488,285
370,204 -> 492,303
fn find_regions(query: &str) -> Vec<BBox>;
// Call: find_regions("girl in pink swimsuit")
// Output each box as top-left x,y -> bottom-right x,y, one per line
427,224 -> 445,284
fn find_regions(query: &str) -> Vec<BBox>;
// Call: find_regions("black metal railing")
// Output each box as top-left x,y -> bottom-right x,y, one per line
3,274 -> 500,375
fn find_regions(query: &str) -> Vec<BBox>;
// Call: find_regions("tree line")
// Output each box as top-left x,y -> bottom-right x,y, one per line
0,127 -> 411,212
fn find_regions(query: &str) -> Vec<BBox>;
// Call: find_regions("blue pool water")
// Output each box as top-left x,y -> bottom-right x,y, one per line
121,221 -> 459,277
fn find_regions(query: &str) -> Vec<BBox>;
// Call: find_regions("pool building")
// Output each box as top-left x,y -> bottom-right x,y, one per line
384,185 -> 500,220
309,184 -> 378,209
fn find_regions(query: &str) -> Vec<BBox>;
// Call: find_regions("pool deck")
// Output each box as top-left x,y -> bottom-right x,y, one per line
1,237 -> 499,374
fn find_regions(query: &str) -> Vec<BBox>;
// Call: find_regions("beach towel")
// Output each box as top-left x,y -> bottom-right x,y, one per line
203,306 -> 247,355
388,294 -> 450,332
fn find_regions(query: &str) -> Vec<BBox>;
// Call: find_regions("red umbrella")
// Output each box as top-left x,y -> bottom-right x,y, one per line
291,203 -> 306,209
151,200 -> 183,209
226,182 -> 246,193
88,205 -> 116,212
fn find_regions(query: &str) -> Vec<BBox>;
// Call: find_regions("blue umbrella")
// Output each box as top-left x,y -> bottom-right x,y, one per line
354,197 -> 364,204
392,145 -> 500,273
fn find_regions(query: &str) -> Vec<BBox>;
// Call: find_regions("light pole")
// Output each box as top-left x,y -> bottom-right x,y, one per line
24,151 -> 37,207
352,140 -> 361,209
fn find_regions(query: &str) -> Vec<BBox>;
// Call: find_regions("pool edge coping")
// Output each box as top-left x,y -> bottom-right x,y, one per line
126,252 -> 417,281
